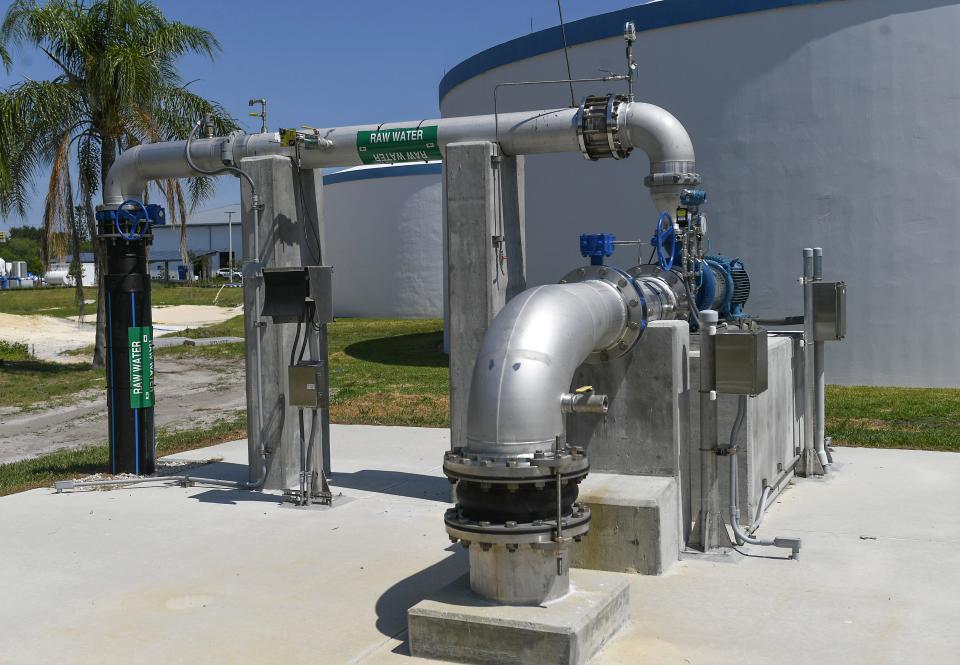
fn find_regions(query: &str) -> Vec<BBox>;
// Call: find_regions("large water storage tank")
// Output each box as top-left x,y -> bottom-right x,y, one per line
436,0 -> 960,387
322,163 -> 443,318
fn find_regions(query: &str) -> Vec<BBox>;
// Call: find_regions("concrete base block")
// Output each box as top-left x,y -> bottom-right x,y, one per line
572,474 -> 679,575
407,570 -> 629,665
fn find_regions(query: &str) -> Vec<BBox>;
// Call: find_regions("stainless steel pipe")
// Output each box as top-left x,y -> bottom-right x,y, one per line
465,280 -> 628,456
103,101 -> 696,210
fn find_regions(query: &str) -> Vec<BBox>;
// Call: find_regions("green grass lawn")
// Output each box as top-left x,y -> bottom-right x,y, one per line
826,385 -> 960,452
0,359 -> 103,409
2,315 -> 958,497
0,283 -> 243,318
0,411 -> 247,496
162,317 -> 449,426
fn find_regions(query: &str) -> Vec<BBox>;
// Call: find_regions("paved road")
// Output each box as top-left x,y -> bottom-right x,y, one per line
0,357 -> 246,464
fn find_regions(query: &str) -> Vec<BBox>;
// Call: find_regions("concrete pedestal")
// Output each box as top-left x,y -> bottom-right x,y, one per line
572,474 -> 679,575
240,156 -> 327,489
407,570 -> 628,665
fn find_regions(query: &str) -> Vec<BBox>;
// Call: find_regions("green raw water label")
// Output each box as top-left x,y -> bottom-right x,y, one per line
356,125 -> 440,164
128,326 -> 155,408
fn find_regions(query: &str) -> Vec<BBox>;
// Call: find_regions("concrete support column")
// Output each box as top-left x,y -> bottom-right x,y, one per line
241,155 -> 326,489
444,141 -> 525,449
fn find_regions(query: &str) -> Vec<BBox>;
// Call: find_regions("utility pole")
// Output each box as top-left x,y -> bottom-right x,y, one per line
226,210 -> 235,284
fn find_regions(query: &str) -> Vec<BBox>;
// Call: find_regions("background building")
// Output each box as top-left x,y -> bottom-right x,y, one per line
150,203 -> 241,280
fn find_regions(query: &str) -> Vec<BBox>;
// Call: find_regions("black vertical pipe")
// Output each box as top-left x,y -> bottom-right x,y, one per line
97,206 -> 157,475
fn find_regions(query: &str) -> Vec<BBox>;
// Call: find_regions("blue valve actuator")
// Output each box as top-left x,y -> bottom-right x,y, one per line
579,233 -> 616,265
95,203 -> 166,226
680,189 -> 707,207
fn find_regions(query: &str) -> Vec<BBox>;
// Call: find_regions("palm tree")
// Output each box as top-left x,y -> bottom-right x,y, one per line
0,0 -> 237,367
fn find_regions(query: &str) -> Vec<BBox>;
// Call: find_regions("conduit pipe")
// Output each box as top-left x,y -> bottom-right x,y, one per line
464,280 -> 629,456
103,101 -> 697,210
727,395 -> 802,559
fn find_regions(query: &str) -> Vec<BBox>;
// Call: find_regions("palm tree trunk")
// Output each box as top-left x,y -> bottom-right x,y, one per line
90,134 -> 118,369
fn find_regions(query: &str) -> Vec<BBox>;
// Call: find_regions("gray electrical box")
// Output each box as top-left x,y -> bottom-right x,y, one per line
715,328 -> 768,395
813,281 -> 846,341
288,361 -> 326,408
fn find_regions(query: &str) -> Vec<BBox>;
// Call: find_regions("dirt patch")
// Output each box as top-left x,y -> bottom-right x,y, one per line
0,356 -> 246,465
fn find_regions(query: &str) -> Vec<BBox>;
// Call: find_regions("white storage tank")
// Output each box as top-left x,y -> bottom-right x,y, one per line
322,163 -> 443,318
437,0 -> 960,387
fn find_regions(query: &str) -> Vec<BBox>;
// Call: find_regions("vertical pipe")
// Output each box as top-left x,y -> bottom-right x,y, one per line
101,213 -> 155,476
319,325 -> 331,476
694,309 -> 727,551
813,248 -> 829,468
799,248 -> 820,476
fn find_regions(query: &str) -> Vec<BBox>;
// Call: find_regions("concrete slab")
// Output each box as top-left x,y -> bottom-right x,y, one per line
572,474 -> 679,575
408,571 -> 628,665
1,428 -> 958,665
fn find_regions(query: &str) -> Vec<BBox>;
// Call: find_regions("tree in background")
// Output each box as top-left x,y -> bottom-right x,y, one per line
0,0 -> 237,367
0,226 -> 45,275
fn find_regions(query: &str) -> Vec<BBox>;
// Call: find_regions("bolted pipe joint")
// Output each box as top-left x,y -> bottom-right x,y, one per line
560,391 -> 609,414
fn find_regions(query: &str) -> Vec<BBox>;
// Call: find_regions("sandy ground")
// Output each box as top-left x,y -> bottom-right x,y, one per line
0,356 -> 246,464
0,312 -> 96,361
0,305 -> 241,362
0,305 -> 246,463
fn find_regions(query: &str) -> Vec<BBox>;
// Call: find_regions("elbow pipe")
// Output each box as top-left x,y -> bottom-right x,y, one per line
465,280 -> 628,457
103,100 -> 696,210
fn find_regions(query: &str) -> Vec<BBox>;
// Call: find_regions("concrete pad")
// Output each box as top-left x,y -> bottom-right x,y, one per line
2,430 -> 959,665
407,570 -> 628,665
572,474 -> 679,575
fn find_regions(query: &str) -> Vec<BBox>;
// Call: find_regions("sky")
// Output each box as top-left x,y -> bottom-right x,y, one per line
0,0 -> 641,230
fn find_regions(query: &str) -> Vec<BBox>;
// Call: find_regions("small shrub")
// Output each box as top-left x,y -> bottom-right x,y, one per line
0,340 -> 31,361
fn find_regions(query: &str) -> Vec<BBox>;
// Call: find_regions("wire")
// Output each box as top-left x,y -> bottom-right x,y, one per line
293,142 -> 324,265
556,0 -> 577,107
290,308 -> 305,368
297,303 -> 313,363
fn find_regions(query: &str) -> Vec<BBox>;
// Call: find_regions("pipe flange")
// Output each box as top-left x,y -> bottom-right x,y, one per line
577,94 -> 632,161
445,505 -> 591,545
559,265 -> 646,363
628,264 -> 691,319
644,172 -> 701,187
443,447 -> 589,484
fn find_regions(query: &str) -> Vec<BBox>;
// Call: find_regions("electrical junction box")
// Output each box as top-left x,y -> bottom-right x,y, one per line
288,361 -> 326,408
715,328 -> 768,395
813,281 -> 846,341
261,266 -> 334,324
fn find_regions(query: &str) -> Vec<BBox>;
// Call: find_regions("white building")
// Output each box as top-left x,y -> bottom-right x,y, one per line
48,253 -> 96,286
150,203 -> 242,279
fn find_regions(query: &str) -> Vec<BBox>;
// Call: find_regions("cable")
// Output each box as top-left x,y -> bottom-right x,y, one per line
290,308 -> 305,368
293,143 -> 323,265
556,0 -> 577,107
671,267 -> 701,326
297,303 -> 312,363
